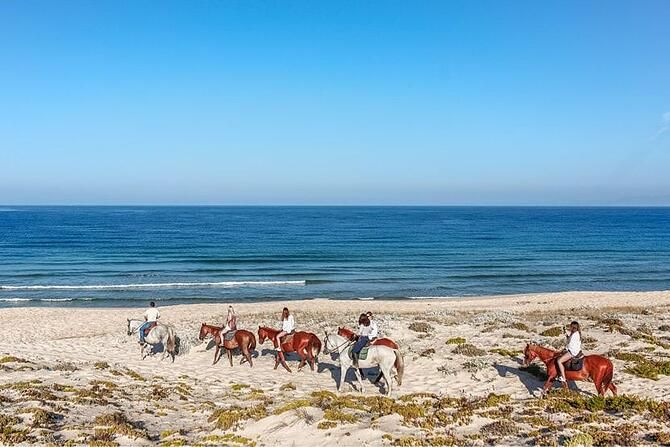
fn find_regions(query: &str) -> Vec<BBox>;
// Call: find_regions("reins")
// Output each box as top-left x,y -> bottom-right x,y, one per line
324,334 -> 354,355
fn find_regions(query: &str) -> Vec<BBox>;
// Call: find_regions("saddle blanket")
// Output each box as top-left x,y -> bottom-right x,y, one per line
565,357 -> 584,371
348,346 -> 370,361
143,322 -> 157,337
223,330 -> 237,342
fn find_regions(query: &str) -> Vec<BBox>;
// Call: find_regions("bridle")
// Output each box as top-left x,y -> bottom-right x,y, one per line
323,333 -> 353,355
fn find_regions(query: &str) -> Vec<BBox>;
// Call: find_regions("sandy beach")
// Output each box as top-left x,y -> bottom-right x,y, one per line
2,291 -> 670,446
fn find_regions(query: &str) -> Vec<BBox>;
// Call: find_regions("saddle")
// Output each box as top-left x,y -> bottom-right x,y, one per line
223,330 -> 237,342
280,333 -> 294,345
348,346 -> 370,361
563,352 -> 585,371
143,322 -> 157,337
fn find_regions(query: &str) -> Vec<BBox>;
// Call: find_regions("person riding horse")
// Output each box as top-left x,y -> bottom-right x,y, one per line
139,301 -> 160,344
556,321 -> 583,383
275,307 -> 295,352
218,305 -> 238,345
352,313 -> 377,367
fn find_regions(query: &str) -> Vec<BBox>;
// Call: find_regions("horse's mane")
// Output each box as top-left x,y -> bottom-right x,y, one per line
259,326 -> 279,334
338,327 -> 355,336
529,343 -> 560,359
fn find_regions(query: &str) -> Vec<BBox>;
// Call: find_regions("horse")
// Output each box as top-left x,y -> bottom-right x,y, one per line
198,323 -> 256,367
127,319 -> 177,362
338,326 -> 402,384
323,331 -> 404,396
523,343 -> 617,396
257,326 -> 321,372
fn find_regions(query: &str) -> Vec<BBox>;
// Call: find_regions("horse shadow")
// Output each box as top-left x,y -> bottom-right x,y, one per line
202,340 -> 259,358
316,353 -> 386,393
494,361 -> 588,397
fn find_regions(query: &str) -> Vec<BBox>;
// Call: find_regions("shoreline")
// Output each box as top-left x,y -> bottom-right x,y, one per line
2,289 -> 670,312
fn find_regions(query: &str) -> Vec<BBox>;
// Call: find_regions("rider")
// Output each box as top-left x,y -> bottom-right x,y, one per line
275,307 -> 295,352
556,321 -> 582,383
366,311 -> 379,340
139,301 -> 160,344
352,313 -> 372,367
219,305 -> 237,345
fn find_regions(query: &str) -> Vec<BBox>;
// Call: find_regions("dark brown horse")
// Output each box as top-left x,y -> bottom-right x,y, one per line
257,326 -> 321,372
523,343 -> 617,396
337,326 -> 400,349
199,323 -> 256,367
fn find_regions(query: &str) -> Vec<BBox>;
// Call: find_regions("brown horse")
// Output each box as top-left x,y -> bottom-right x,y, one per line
257,326 -> 321,372
198,323 -> 256,367
523,343 -> 617,396
337,326 -> 400,349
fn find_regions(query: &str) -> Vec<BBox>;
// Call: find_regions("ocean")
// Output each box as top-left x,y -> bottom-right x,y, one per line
0,206 -> 669,307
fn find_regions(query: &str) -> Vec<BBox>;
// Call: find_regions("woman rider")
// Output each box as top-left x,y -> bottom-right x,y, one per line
219,305 -> 237,345
556,321 -> 582,383
352,313 -> 372,367
275,307 -> 295,352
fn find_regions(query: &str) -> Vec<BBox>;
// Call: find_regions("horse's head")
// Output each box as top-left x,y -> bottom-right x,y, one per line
198,323 -> 208,341
523,343 -> 537,367
258,326 -> 267,344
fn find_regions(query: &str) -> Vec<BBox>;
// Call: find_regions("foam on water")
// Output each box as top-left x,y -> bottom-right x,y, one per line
0,280 -> 306,291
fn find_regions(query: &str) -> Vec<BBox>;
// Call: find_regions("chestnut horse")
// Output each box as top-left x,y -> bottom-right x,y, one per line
198,323 -> 256,367
523,343 -> 617,396
257,326 -> 321,372
337,327 -> 399,349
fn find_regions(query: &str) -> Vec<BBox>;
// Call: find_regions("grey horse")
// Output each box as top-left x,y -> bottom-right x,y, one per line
127,318 -> 177,362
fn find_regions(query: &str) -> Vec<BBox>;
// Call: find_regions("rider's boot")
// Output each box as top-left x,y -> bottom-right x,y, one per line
352,352 -> 359,368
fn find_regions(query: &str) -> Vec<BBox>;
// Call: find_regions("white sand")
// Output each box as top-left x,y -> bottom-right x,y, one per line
1,291 -> 670,446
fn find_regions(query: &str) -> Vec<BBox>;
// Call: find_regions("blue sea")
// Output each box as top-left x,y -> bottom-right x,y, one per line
0,206 -> 669,307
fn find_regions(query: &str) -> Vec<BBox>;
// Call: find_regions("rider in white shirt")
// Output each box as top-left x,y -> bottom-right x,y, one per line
139,301 -> 160,344
366,311 -> 379,340
275,307 -> 295,352
219,305 -> 237,345
556,321 -> 582,382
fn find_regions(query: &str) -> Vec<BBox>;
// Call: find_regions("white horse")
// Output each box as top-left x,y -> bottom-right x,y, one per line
127,319 -> 177,362
323,331 -> 404,396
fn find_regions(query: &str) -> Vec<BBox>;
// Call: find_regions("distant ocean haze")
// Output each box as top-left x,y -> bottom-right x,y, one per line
0,206 -> 669,306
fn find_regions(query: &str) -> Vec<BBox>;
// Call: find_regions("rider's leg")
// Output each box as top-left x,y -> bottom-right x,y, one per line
139,322 -> 149,344
275,331 -> 287,352
556,352 -> 572,382
352,336 -> 368,367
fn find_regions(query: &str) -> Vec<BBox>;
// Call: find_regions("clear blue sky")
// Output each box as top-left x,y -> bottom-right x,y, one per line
1,1 -> 669,205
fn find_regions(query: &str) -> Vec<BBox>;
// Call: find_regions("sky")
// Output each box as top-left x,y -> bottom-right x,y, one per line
1,1 -> 669,205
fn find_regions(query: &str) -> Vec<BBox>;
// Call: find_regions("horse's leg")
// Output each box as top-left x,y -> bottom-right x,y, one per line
608,383 -> 618,396
297,347 -> 307,371
227,349 -> 233,367
380,364 -> 392,397
353,365 -> 365,393
279,351 -> 292,373
213,345 -> 220,365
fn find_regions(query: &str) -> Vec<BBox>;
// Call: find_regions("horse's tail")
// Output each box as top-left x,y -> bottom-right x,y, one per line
311,335 -> 322,360
166,328 -> 177,361
249,332 -> 257,352
393,349 -> 404,386
601,360 -> 615,396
